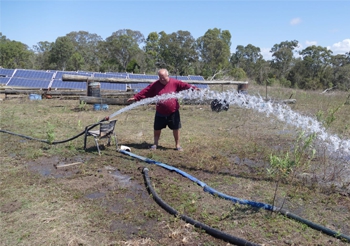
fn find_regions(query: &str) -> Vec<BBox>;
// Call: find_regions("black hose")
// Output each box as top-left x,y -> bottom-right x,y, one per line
277,208 -> 350,242
142,167 -> 261,246
0,126 -> 92,145
0,117 -> 108,145
122,150 -> 350,243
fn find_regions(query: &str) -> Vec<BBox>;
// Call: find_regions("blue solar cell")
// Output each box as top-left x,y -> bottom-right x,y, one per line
189,75 -> 205,81
94,73 -> 127,79
78,71 -> 93,75
51,80 -> 86,90
100,83 -> 127,91
106,72 -> 128,77
129,83 -> 150,90
14,69 -> 54,80
170,75 -> 190,80
0,68 -> 15,77
0,77 -> 10,85
1,68 -> 207,91
7,78 -> 50,88
128,74 -> 158,80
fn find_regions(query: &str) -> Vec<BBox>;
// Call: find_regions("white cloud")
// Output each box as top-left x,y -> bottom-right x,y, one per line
290,18 -> 301,26
329,39 -> 350,54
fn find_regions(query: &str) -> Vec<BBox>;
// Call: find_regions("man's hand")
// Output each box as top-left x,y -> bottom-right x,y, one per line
127,97 -> 136,103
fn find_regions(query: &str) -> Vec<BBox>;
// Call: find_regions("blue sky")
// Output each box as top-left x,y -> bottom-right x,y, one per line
1,0 -> 349,60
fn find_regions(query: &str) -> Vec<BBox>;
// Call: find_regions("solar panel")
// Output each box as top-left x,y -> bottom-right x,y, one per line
100,82 -> 127,91
94,73 -> 127,79
1,68 -> 208,91
14,69 -> 54,80
128,74 -> 158,80
129,83 -> 150,90
78,71 -> 93,75
7,78 -> 50,89
51,80 -> 86,90
106,72 -> 128,77
170,75 -> 190,80
0,68 -> 15,77
0,77 -> 10,85
189,75 -> 205,81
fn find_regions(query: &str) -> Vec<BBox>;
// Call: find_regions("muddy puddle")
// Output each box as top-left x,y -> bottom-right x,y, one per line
26,156 -> 151,226
26,156 -> 88,178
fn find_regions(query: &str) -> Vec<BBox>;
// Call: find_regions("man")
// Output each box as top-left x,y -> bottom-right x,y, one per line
127,69 -> 197,151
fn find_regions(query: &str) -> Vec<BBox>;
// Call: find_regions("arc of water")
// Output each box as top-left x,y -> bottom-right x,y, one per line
108,89 -> 350,159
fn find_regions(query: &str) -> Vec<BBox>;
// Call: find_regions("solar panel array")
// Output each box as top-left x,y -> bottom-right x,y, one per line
13,70 -> 54,80
0,68 -> 16,77
0,77 -> 10,85
8,77 -> 50,88
0,68 -> 207,91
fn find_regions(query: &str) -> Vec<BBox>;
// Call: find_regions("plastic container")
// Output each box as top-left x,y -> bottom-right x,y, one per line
29,94 -> 42,100
93,104 -> 109,111
101,104 -> 109,110
93,104 -> 101,111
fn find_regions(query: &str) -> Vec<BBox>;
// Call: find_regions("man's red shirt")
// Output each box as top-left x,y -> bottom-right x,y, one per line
133,78 -> 196,115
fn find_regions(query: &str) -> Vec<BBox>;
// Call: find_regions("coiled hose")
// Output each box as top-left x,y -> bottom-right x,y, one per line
120,149 -> 350,243
143,167 -> 261,246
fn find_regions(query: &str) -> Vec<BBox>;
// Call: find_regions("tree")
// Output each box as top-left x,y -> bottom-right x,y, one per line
270,40 -> 299,79
299,45 -> 333,89
143,32 -> 161,73
67,52 -> 85,71
157,30 -> 197,76
230,44 -> 264,82
49,36 -> 74,70
330,54 -> 350,90
105,29 -> 145,71
65,31 -> 103,71
0,33 -> 33,69
32,41 -> 53,70
197,28 -> 231,78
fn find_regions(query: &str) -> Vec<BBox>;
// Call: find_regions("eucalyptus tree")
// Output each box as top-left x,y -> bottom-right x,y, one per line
157,30 -> 197,76
330,53 -> 350,90
288,45 -> 333,89
66,52 -> 85,71
65,31 -> 103,71
230,44 -> 264,82
49,36 -> 75,70
299,45 -> 333,89
144,32 -> 161,73
270,40 -> 299,79
230,45 -> 245,69
104,29 -> 145,71
197,28 -> 231,79
0,33 -> 33,69
32,41 -> 53,70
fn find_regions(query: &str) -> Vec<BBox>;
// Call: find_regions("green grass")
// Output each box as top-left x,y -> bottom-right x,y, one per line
0,85 -> 349,245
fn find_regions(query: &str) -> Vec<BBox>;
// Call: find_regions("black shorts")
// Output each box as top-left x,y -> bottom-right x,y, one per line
154,110 -> 181,130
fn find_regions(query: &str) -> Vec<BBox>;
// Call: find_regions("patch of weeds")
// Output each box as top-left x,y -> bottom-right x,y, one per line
267,131 -> 316,211
78,100 -> 87,111
316,102 -> 344,129
46,122 -> 55,144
